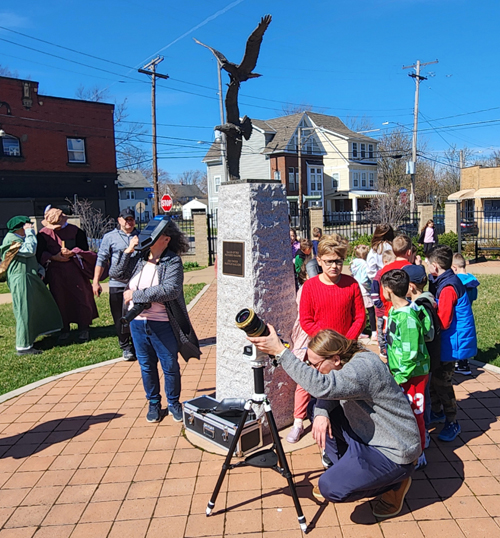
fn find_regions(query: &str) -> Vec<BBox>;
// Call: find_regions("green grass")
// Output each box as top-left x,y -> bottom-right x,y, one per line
0,282 -> 9,294
473,274 -> 500,367
0,283 -> 206,396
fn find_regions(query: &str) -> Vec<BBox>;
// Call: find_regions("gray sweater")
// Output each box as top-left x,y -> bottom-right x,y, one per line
96,228 -> 140,288
279,348 -> 421,465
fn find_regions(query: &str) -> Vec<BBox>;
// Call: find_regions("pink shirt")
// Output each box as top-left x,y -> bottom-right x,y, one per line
128,262 -> 169,322
424,227 -> 434,243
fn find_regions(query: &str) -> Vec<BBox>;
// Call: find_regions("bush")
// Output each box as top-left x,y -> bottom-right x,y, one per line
411,236 -> 425,258
346,233 -> 373,260
438,232 -> 458,252
183,261 -> 200,271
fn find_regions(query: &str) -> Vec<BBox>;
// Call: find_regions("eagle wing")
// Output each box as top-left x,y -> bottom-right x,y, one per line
193,38 -> 229,66
238,14 -> 272,76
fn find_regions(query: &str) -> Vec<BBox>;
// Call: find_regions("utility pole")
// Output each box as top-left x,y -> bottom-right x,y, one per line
139,57 -> 169,216
403,58 -> 438,213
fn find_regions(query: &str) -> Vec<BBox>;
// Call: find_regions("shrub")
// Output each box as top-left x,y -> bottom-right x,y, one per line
438,232 -> 458,253
183,261 -> 200,271
411,236 -> 425,258
347,233 -> 373,260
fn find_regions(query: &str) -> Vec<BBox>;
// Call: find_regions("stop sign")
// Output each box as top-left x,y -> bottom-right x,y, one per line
160,194 -> 173,212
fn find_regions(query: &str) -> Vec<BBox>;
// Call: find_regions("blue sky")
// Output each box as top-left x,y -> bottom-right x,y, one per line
1,0 -> 499,175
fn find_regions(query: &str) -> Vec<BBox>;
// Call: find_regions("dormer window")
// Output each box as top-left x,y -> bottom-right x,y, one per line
1,135 -> 21,157
352,143 -> 358,159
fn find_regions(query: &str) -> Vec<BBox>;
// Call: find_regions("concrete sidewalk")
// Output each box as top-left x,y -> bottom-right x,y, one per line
0,280 -> 500,536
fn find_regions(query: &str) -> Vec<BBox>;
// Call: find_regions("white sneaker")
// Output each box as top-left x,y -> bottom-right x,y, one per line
286,425 -> 304,443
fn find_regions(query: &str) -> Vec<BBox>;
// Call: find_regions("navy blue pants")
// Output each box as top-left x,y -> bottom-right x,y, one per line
313,404 -> 415,503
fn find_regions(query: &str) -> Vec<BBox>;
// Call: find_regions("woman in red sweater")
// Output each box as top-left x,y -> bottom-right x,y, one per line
300,236 -> 366,339
286,235 -> 366,444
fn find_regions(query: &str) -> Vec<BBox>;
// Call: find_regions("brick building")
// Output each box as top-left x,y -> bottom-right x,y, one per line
0,75 -> 118,234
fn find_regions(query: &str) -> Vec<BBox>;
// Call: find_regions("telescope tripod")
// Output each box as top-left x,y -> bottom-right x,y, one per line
206,360 -> 307,533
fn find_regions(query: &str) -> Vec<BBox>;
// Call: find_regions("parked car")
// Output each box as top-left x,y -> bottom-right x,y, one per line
397,222 -> 419,236
460,219 -> 479,236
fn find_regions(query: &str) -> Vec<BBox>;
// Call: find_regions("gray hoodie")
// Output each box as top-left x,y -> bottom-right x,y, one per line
96,228 -> 140,288
278,348 -> 421,465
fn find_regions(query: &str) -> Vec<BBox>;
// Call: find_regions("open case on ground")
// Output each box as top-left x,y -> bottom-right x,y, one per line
183,395 -> 262,456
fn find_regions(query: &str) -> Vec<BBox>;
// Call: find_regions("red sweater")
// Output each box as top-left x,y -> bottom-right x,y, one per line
380,260 -> 411,316
299,274 -> 366,339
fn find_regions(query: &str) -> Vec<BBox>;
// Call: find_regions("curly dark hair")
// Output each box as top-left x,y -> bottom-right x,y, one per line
162,220 -> 190,255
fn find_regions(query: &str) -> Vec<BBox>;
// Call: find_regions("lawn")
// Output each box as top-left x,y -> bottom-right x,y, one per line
0,283 -> 205,395
473,274 -> 500,367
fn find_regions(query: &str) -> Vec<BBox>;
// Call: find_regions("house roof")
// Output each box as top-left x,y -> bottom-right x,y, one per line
307,112 -> 378,143
165,183 -> 205,200
117,169 -> 151,189
202,140 -> 223,163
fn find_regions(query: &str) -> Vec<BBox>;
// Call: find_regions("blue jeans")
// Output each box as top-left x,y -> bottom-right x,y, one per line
130,319 -> 180,405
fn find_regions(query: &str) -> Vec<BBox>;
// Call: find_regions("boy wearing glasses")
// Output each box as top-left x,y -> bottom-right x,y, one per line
299,235 -> 366,341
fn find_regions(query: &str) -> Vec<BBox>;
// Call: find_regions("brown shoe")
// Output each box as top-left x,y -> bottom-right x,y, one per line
312,485 -> 326,502
372,477 -> 412,519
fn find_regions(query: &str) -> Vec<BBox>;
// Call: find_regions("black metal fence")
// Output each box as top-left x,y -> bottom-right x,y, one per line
322,211 -> 421,241
460,208 -> 500,260
207,211 -> 218,266
289,208 -> 310,241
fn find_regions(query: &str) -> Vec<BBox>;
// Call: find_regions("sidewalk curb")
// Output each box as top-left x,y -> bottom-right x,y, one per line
0,281 -> 214,405
470,358 -> 500,376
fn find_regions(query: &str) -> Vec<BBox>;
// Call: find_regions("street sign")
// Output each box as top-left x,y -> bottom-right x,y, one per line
144,187 -> 154,192
135,202 -> 146,214
399,188 -> 407,194
161,194 -> 173,212
147,193 -> 154,198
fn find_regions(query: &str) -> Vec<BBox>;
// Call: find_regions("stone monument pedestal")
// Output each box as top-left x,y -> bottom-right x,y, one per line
216,180 -> 297,430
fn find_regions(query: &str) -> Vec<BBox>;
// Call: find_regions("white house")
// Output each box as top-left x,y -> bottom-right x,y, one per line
182,199 -> 208,219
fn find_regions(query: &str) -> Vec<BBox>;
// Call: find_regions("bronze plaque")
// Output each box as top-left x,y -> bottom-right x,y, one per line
222,241 -> 245,277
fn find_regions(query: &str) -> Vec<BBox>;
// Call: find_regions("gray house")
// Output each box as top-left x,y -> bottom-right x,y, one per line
117,170 -> 153,222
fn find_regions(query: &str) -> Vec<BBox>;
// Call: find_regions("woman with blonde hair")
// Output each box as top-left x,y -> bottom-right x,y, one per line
247,326 -> 420,520
366,224 -> 395,279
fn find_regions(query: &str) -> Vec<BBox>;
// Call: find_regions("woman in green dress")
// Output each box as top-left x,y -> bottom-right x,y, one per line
0,216 -> 62,355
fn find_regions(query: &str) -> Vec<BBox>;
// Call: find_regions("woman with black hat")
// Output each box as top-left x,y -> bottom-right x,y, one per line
0,216 -> 62,354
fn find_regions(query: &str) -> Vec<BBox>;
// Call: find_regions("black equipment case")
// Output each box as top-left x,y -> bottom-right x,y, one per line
183,395 -> 262,456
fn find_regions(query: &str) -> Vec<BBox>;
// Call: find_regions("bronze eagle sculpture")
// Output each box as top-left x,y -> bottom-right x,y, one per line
195,15 -> 272,180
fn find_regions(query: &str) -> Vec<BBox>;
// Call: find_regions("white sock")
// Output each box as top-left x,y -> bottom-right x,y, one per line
293,418 -> 303,428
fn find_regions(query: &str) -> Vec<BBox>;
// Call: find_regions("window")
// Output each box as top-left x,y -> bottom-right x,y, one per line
352,143 -> 358,159
369,172 -> 374,188
126,191 -> 135,200
308,167 -> 323,195
353,172 -> 359,187
288,167 -> 298,190
361,144 -> 366,159
274,170 -> 281,181
369,144 -> 374,159
67,138 -> 86,163
214,175 -> 221,193
361,172 -> 367,187
332,173 -> 339,189
1,136 -> 21,157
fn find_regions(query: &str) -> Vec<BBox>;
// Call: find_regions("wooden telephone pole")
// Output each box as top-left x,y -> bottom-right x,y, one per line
139,57 -> 169,216
403,59 -> 438,213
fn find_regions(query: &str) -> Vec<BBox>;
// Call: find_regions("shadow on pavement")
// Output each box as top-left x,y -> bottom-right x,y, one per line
0,413 -> 122,458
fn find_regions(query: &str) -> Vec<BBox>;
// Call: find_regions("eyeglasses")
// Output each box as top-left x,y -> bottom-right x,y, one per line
319,258 -> 344,267
304,357 -> 327,369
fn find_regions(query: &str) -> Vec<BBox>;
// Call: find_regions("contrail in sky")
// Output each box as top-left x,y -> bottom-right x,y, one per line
140,0 -> 245,65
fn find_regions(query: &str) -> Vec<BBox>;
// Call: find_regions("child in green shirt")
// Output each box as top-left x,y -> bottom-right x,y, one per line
381,269 -> 431,469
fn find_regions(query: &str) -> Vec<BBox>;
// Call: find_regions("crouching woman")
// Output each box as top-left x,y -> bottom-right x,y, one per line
247,326 -> 421,520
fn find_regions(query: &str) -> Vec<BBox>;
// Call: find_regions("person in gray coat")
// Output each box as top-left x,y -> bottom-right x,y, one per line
110,219 -> 199,424
247,326 -> 421,520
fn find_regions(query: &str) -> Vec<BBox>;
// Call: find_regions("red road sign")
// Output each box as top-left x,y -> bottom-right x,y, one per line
161,194 -> 173,212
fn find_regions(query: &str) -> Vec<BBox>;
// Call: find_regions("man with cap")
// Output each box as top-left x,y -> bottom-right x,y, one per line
1,216 -> 62,354
93,208 -> 140,360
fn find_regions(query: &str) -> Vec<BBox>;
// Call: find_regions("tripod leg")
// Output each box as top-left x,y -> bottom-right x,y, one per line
206,403 -> 251,516
265,404 -> 307,532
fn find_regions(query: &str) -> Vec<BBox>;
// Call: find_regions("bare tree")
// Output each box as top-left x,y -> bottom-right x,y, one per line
67,198 -> 115,251
367,185 -> 410,224
75,85 -> 148,170
377,128 -> 412,190
0,65 -> 18,78
176,170 -> 207,193
344,115 -> 376,133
